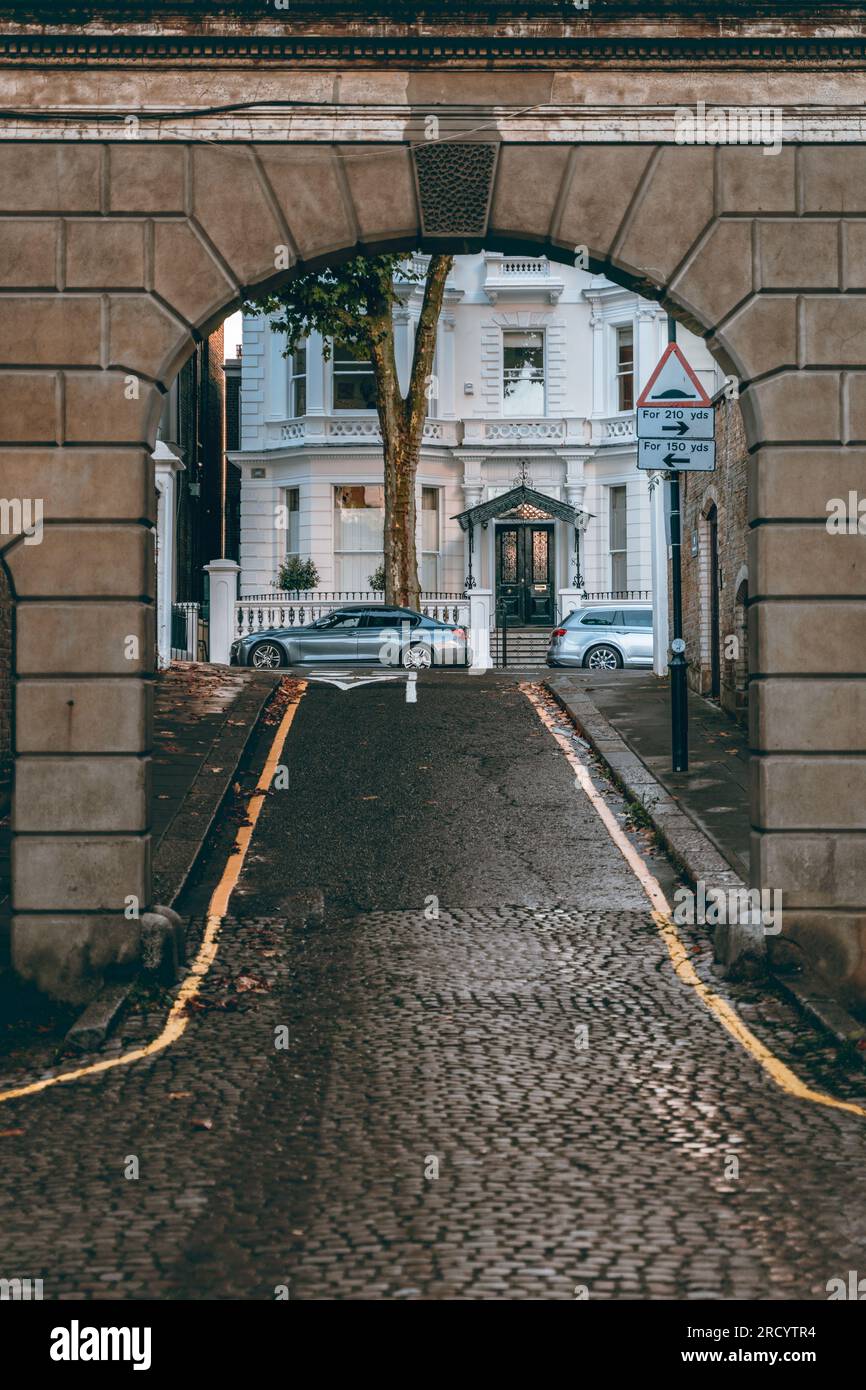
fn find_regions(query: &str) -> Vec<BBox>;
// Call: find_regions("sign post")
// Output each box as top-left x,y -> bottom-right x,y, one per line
637,327 -> 716,774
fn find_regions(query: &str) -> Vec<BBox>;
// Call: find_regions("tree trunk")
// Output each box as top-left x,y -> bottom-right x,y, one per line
371,253 -> 453,610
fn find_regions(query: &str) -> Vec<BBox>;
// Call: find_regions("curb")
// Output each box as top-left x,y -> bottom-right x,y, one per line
63,669 -> 281,1054
544,674 -> 866,1064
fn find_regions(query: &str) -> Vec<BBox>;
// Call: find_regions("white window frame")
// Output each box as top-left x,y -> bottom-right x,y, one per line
613,322 -> 635,415
420,485 -> 442,593
329,340 -> 377,413
609,484 -> 628,592
502,328 -> 546,417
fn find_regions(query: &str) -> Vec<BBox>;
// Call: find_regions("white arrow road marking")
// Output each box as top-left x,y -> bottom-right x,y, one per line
405,672 -> 418,703
304,669 -> 404,692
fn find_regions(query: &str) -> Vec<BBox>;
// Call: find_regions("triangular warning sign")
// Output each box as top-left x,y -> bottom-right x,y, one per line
636,342 -> 711,407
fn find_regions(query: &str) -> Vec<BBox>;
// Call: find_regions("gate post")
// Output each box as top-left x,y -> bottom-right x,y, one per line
205,559 -> 241,665
468,588 -> 492,671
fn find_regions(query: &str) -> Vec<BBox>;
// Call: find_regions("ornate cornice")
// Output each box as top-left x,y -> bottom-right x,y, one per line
2,32 -> 866,68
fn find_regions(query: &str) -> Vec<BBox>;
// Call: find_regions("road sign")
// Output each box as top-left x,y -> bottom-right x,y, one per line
636,341 -> 712,408
637,438 -> 716,471
637,404 -> 714,440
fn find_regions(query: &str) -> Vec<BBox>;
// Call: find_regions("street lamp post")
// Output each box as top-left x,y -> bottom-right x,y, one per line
666,315 -> 689,772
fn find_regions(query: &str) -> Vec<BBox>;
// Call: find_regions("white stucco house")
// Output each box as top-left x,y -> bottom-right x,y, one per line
229,253 -> 719,652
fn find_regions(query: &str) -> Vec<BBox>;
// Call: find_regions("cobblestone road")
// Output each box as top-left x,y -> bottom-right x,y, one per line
1,673 -> 865,1300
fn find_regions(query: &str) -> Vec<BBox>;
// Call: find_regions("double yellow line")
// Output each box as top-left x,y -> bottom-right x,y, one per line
0,682 -> 307,1107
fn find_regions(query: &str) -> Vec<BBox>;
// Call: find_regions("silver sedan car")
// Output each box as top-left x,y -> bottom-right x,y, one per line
546,605 -> 654,670
231,604 -> 468,670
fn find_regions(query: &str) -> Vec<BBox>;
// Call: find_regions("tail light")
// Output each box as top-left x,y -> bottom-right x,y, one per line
451,627 -> 466,639
552,628 -> 567,638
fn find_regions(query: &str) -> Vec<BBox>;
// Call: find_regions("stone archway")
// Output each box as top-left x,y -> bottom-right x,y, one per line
2,49 -> 866,1001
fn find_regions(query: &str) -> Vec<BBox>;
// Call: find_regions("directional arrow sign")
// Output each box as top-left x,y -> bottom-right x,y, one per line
637,405 -> 714,440
637,438 -> 716,472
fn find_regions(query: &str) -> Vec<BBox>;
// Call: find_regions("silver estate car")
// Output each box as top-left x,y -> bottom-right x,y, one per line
546,605 -> 654,670
230,604 -> 468,671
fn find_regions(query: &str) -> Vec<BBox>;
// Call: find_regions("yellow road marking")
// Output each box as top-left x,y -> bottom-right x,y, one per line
0,682 -> 307,1107
524,684 -> 866,1120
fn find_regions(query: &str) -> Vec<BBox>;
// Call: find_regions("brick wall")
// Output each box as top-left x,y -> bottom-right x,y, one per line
0,561 -> 12,783
678,394 -> 750,723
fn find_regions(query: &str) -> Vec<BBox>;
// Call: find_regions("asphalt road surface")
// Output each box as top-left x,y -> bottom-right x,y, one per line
1,670 -> 865,1301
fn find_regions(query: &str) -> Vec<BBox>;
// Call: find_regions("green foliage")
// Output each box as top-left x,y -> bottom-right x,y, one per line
245,254 -> 425,358
368,562 -> 386,592
276,555 -> 320,592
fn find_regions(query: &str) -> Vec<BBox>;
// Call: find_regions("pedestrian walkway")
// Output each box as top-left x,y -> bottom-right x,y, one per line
547,670 -> 749,881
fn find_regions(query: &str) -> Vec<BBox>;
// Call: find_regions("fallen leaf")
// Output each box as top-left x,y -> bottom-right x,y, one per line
0,1128 -> 25,1138
191,1118 -> 213,1131
168,1091 -> 192,1100
359,795 -> 379,801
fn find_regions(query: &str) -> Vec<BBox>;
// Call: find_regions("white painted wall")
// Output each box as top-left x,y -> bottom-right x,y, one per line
231,255 -> 718,624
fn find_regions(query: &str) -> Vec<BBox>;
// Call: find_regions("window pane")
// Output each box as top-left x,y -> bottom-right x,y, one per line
333,340 -> 376,411
628,610 -> 653,628
503,330 -> 544,416
532,529 -> 549,583
611,552 -> 627,591
500,531 -> 518,583
610,486 -> 627,551
581,610 -> 616,626
285,488 -> 300,556
421,553 -> 438,592
617,327 -> 634,412
421,487 -> 439,551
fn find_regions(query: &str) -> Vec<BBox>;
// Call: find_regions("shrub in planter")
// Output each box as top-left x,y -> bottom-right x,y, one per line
276,556 -> 320,592
368,563 -> 386,592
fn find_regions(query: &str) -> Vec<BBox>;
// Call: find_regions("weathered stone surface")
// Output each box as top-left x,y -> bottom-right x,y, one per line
802,146 -> 866,213
752,755 -> 866,831
713,294 -> 797,381
749,446 -> 866,523
802,296 -> 866,366
340,144 -> 418,242
8,524 -> 153,598
66,220 -> 147,289
751,679 -> 866,754
12,835 -> 151,912
0,371 -> 59,442
257,146 -> 354,261
0,143 -> 101,213
192,145 -> 286,287
14,756 -> 150,833
718,145 -> 796,214
16,602 -> 154,675
0,447 -> 155,522
16,678 -> 152,754
554,145 -> 652,274
754,830 -> 866,907
759,219 -> 838,289
153,220 -> 238,328
108,143 -> 187,213
0,296 -> 102,366
62,372 -> 162,445
11,914 -> 141,1004
743,372 -> 840,444
0,219 -> 59,287
107,296 -> 189,382
750,600 -> 866,676
670,219 -> 753,330
749,523 -> 866,598
614,147 -> 714,285
490,143 -> 571,244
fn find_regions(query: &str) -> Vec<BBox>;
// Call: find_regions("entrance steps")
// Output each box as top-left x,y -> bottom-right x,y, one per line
491,626 -> 551,669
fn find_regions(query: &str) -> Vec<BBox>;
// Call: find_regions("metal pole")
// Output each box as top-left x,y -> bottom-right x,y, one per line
666,314 -> 689,772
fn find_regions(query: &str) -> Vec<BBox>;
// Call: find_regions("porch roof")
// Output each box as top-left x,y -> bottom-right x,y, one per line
452,483 -> 584,532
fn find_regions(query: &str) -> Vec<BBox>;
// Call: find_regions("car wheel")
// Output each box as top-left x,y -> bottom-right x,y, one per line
249,640 -> 285,670
402,643 -> 433,670
584,644 -> 622,671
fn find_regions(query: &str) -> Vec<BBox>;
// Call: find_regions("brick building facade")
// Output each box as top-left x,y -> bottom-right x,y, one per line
678,393 -> 750,724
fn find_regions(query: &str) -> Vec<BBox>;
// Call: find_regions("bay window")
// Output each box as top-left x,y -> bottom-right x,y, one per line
334,484 -> 384,588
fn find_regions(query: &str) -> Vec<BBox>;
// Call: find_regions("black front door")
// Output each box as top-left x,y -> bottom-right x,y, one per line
496,523 -> 555,625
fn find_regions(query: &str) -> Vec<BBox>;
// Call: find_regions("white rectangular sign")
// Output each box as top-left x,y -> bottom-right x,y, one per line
637,405 -> 714,440
637,438 -> 716,472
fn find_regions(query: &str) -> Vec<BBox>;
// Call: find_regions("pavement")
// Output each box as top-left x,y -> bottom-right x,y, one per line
0,668 -> 865,1301
547,669 -> 749,881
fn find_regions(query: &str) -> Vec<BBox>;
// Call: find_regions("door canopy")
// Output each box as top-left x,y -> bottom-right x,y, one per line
453,485 -> 587,532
